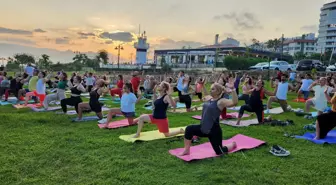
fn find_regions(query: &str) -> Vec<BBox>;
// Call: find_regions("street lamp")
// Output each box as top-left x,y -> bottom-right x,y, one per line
115,44 -> 124,69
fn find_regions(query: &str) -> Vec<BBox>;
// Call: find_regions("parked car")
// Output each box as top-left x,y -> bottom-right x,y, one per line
289,64 -> 297,71
249,62 -> 269,71
326,64 -> 336,72
267,61 -> 291,71
296,59 -> 326,71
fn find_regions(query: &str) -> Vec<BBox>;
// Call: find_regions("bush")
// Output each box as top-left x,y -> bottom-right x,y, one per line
224,56 -> 268,70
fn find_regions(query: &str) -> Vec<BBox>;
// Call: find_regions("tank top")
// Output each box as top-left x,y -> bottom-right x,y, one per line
89,89 -> 100,105
57,80 -> 67,89
153,94 -> 169,119
181,84 -> 189,95
117,80 -> 124,89
249,88 -> 264,110
36,79 -> 46,94
276,82 -> 288,100
200,99 -> 222,134
70,85 -> 82,96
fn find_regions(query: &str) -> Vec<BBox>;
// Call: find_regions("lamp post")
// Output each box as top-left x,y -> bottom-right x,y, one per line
115,44 -> 124,69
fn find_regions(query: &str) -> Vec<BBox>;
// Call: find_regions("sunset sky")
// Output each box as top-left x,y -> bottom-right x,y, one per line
0,0 -> 331,63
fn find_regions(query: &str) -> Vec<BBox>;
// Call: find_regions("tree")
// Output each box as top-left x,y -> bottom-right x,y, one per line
293,52 -> 307,61
97,50 -> 109,65
13,53 -> 35,65
266,39 -> 281,52
37,54 -> 52,70
250,38 -> 260,49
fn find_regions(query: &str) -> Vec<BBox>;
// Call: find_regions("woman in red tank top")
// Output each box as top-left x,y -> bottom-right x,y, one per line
110,75 -> 124,99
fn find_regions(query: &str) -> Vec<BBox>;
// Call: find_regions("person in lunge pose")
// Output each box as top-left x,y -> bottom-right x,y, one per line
60,76 -> 86,113
179,83 -> 238,156
132,82 -> 184,138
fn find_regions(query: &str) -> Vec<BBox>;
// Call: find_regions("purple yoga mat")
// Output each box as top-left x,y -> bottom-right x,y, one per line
295,130 -> 336,144
192,113 -> 249,120
169,134 -> 266,162
97,119 -> 136,129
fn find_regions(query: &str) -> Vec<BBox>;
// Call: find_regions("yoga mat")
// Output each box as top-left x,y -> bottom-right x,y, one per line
295,130 -> 336,144
98,97 -> 111,101
81,93 -> 90,97
293,98 -> 310,103
13,104 -> 40,109
31,106 -> 62,112
72,116 -> 102,122
97,119 -> 136,129
227,106 -> 241,111
0,101 -> 11,106
192,113 -> 249,120
145,102 -> 187,110
119,127 -> 185,143
221,119 -> 259,127
60,107 -> 110,115
168,107 -> 203,113
169,134 -> 266,162
264,107 -> 284,114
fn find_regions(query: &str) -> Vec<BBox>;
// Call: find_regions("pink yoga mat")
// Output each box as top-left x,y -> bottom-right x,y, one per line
192,113 -> 249,120
97,119 -> 136,129
13,104 -> 40,109
169,134 -> 265,162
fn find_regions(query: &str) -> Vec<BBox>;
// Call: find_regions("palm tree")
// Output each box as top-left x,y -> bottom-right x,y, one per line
97,50 -> 109,65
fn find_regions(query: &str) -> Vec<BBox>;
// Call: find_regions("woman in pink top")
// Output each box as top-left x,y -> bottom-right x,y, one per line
194,77 -> 207,101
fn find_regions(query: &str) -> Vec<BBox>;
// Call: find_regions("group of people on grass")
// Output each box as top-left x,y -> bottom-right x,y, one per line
1,65 -> 336,156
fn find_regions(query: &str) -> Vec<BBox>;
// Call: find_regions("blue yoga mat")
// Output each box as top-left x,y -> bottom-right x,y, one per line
72,116 -> 101,122
98,98 -> 111,101
0,101 -> 11,105
295,130 -> 336,144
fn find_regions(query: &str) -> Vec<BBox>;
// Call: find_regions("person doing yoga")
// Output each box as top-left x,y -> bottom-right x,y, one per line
236,80 -> 274,125
174,75 -> 193,112
305,77 -> 333,115
194,77 -> 207,101
238,76 -> 253,104
101,82 -> 142,128
60,76 -> 86,113
24,71 -> 48,106
76,79 -> 106,121
314,87 -> 336,140
179,83 -> 238,156
43,72 -> 68,109
266,74 -> 294,113
297,74 -> 313,101
110,74 -> 124,99
132,82 -> 185,138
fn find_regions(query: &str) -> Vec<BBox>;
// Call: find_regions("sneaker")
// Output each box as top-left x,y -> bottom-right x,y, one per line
270,145 -> 290,157
98,118 -> 107,124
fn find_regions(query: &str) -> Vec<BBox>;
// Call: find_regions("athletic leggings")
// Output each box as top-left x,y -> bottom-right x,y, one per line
5,89 -> 18,100
110,88 -> 122,98
61,96 -> 82,113
185,124 -> 228,155
239,104 -> 264,123
43,89 -> 66,108
238,94 -> 250,104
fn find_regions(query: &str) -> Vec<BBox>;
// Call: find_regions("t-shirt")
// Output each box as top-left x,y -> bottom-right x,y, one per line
28,76 -> 39,91
85,77 -> 95,86
313,85 -> 332,102
177,76 -> 185,91
0,79 -> 10,88
276,82 -> 289,100
57,80 -> 68,89
117,80 -> 124,89
121,92 -> 137,112
36,79 -> 46,94
300,79 -> 313,91
289,72 -> 296,80
25,66 -> 34,76
131,76 -> 141,92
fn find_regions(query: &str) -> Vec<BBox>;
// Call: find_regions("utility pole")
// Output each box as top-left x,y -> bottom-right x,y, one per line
115,44 -> 123,69
281,34 -> 284,60
130,53 -> 133,64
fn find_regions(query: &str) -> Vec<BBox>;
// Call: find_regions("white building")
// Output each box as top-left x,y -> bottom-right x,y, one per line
134,31 -> 149,64
283,33 -> 317,56
317,1 -> 336,53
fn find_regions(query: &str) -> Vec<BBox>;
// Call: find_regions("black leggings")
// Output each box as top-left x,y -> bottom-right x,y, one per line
238,94 -> 250,104
239,104 -> 264,123
173,87 -> 182,97
61,96 -> 82,113
185,124 -> 228,155
179,95 -> 192,109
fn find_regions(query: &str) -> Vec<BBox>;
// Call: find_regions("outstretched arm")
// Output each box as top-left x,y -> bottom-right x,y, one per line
218,88 -> 238,109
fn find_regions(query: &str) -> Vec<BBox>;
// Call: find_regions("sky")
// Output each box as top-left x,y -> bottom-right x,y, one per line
0,0 -> 332,63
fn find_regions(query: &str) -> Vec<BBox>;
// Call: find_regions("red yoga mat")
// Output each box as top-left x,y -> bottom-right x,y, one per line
169,134 -> 265,162
293,98 -> 310,103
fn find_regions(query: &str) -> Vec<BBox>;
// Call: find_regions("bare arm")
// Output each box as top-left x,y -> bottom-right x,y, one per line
67,81 -> 74,88
77,84 -> 86,92
218,89 -> 238,109
165,94 -> 176,107
308,81 -> 318,91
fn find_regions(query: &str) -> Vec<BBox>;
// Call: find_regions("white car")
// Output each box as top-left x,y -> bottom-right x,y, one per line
326,65 -> 336,72
249,62 -> 269,71
267,61 -> 291,71
289,64 -> 297,71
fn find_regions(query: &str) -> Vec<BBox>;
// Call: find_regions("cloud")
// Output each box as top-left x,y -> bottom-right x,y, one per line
99,31 -> 134,42
77,31 -> 95,37
300,25 -> 318,32
0,37 -> 35,45
152,38 -> 205,49
213,12 -> 263,30
0,27 -> 32,35
55,37 -> 70,44
34,28 -> 47,33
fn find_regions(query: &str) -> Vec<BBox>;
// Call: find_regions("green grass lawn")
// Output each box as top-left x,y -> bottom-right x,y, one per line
1,85 -> 335,185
